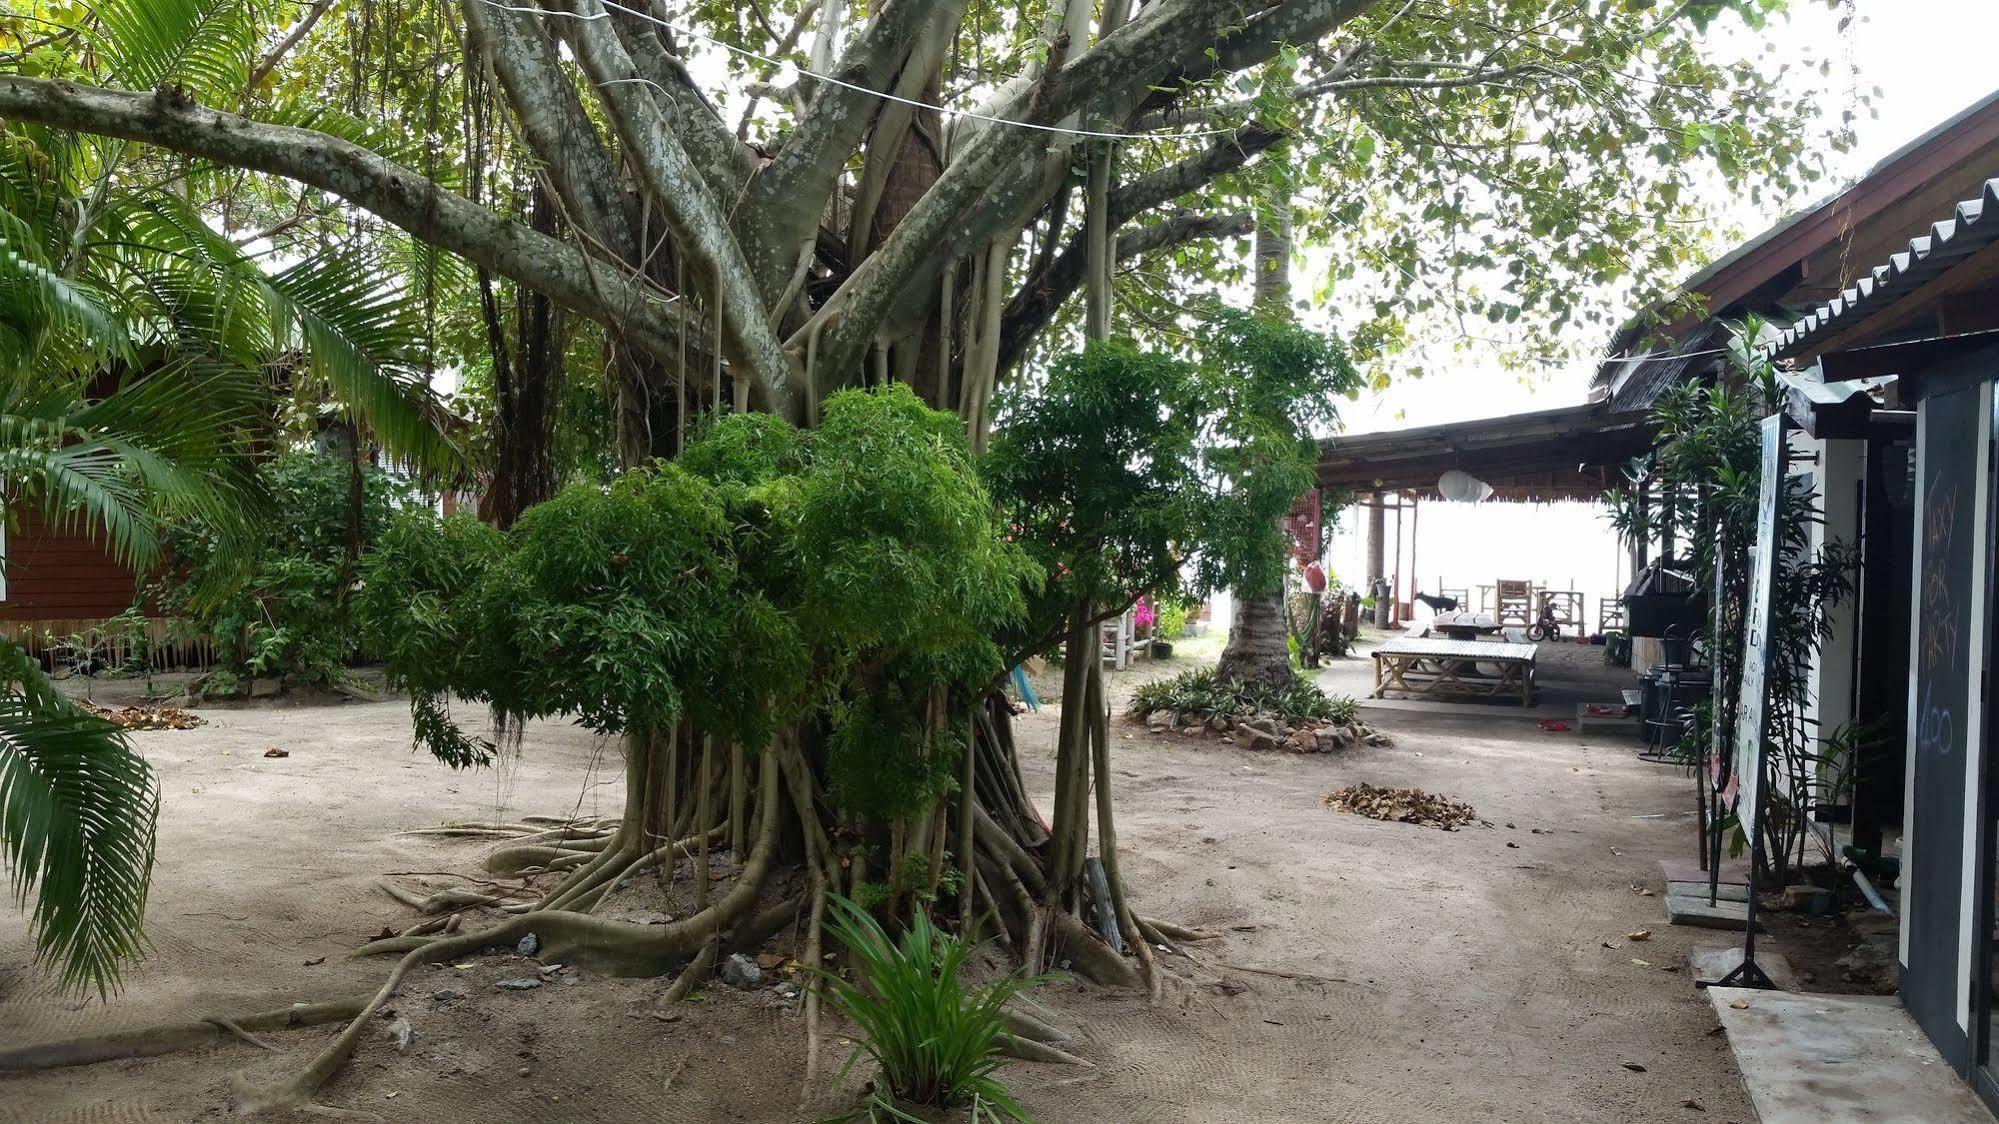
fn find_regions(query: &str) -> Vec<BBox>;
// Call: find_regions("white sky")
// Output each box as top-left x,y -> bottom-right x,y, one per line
1314,0 -> 1999,619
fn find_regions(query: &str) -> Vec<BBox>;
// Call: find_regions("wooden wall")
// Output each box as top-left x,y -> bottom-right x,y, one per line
1,509 -> 139,622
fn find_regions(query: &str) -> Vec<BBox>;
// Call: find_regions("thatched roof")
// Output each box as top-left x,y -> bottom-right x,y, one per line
1317,402 -> 1657,504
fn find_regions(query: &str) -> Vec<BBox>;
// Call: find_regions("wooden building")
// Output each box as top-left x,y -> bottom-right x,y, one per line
0,509 -> 151,665
1318,86 -> 1999,1113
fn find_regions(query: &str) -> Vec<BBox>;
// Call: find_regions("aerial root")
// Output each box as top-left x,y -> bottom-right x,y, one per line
661,943 -> 716,1005
998,1035 -> 1091,1066
1000,1008 -> 1068,1045
1135,915 -> 1215,942
0,997 -> 368,1072
200,1016 -> 277,1051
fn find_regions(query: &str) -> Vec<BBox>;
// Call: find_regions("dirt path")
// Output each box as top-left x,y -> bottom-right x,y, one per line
0,678 -> 1748,1123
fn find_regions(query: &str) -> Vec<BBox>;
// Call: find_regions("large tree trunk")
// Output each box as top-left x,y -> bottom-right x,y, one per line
1216,194 -> 1297,689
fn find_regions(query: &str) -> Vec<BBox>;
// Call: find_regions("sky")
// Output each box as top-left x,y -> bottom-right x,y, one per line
1315,0 -> 1999,622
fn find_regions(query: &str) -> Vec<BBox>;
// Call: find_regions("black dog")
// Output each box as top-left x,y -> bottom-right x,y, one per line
1413,592 -> 1459,614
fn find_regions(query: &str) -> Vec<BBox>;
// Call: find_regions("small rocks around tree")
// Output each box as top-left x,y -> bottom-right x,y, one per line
721,953 -> 762,989
1142,708 -> 1383,754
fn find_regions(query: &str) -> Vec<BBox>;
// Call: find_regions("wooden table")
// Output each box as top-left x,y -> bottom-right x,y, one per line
1371,637 -> 1537,705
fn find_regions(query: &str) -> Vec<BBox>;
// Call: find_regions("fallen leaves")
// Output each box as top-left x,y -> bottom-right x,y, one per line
80,701 -> 205,730
1322,784 -> 1486,831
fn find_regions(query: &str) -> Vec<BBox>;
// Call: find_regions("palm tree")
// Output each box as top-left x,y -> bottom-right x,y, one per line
0,0 -> 460,994
0,365 -> 256,997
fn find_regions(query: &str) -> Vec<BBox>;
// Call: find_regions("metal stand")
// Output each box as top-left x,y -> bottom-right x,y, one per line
1696,836 -> 1776,990
1696,786 -> 1777,991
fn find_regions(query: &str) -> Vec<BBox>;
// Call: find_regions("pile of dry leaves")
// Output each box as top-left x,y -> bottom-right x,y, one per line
81,701 -> 206,730
1323,784 -> 1488,831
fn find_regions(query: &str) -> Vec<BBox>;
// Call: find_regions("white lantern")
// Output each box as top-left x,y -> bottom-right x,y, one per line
1437,470 -> 1493,503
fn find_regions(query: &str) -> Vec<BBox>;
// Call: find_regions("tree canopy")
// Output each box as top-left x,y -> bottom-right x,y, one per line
0,0 -> 1853,450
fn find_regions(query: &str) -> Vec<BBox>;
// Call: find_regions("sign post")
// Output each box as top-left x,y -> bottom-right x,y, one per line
1698,412 -> 1787,992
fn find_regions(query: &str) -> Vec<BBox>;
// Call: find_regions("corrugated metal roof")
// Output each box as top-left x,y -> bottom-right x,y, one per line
1606,321 -> 1729,413
1766,177 -> 1999,360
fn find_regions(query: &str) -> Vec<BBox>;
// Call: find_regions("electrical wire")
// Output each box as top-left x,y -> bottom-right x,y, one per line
474,0 -> 1241,141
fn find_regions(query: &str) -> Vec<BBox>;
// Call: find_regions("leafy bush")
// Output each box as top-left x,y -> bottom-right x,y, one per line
1155,598 -> 1192,643
146,451 -> 412,691
360,386 -> 1038,808
1130,667 -> 1358,726
816,894 -> 1046,1122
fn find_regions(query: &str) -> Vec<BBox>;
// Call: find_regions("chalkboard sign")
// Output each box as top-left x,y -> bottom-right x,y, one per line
1902,379 -> 1983,1051
1730,413 -> 1786,835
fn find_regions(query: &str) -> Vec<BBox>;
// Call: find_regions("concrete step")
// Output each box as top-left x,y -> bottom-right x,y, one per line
1666,891 -> 1762,931
1668,879 -> 1749,903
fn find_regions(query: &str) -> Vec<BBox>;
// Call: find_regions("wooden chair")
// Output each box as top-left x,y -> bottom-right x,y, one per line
1495,579 -> 1533,627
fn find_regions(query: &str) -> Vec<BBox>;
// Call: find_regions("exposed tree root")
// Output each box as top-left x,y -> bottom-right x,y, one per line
214,696 -> 1212,1111
239,763 -> 787,1112
201,1016 -> 277,1052
0,998 -> 367,1072
998,1035 -> 1090,1065
999,1007 -> 1068,1044
1137,916 -> 1215,942
660,944 -> 716,1005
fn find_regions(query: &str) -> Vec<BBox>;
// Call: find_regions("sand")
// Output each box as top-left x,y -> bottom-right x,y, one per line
0,659 -> 1752,1123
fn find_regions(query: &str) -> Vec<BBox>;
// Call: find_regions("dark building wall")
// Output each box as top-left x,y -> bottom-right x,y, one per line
1,509 -> 140,623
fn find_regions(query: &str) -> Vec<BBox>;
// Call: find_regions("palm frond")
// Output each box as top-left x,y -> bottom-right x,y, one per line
95,0 -> 258,102
0,664 -> 159,998
263,252 -> 460,471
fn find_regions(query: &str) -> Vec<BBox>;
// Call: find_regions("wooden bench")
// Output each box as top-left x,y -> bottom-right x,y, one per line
1371,637 -> 1537,705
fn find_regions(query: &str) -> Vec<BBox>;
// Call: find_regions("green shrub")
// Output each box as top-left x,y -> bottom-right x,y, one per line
1129,667 -> 1359,726
147,451 -> 412,691
816,894 -> 1047,1122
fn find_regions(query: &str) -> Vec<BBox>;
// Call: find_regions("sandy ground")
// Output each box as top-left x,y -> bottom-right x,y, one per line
0,656 -> 1753,1123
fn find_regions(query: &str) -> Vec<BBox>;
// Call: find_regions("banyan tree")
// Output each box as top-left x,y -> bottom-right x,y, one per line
0,0 -> 1855,1108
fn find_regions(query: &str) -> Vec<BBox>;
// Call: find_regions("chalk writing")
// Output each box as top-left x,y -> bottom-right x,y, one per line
1921,473 -> 1960,675
1917,680 -> 1956,758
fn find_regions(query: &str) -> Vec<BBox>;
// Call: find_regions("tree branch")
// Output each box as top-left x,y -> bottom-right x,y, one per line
567,0 -> 801,419
1131,61 -> 1553,131
746,0 -> 950,295
0,76 -> 687,363
462,0 -> 637,261
996,209 -> 1253,375
807,0 -> 1308,375
1110,123 -> 1284,225
605,1 -> 764,204
247,0 -> 339,91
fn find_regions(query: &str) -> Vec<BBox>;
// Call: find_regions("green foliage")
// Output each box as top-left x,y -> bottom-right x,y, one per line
1154,598 -> 1193,643
1607,319 -> 1857,879
147,451 -> 409,691
988,314 -> 1358,654
987,340 -> 1206,622
1190,310 -> 1361,598
0,640 -> 157,1000
814,894 -> 1045,1122
1129,667 -> 1358,726
362,388 -> 1036,819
